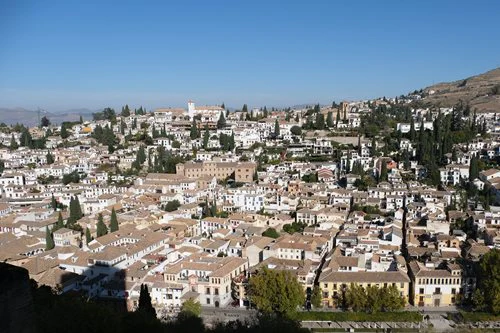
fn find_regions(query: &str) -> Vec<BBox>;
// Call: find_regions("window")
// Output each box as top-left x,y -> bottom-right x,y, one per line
206,298 -> 210,305
451,288 -> 456,294
206,288 -> 211,295
419,288 -> 424,294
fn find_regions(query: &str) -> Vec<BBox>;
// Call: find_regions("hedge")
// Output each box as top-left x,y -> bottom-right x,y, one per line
458,311 -> 500,322
295,311 -> 423,322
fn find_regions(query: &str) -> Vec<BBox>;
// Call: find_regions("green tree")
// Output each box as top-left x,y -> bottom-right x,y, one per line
345,283 -> 367,312
326,111 -> 334,128
179,298 -> 201,319
45,226 -> 54,250
477,248 -> 500,313
379,161 -> 388,182
274,119 -> 280,137
262,227 -> 279,239
290,125 -> 302,136
40,116 -> 51,127
85,227 -> 92,245
121,104 -> 131,117
163,200 -> 181,212
96,213 -> 108,237
109,207 -> 119,232
242,104 -> 248,113
382,285 -> 405,311
248,267 -> 305,317
469,155 -> 479,180
217,112 -> 226,129
20,127 -> 33,147
202,125 -> 210,149
370,137 -> 377,156
190,120 -> 198,140
336,108 -> 340,125
365,285 -> 382,313
62,171 -> 80,185
74,196 -> 83,220
315,112 -> 325,130
51,194 -> 57,211
137,284 -> 156,317
46,151 -> 55,164
55,212 -> 64,231
60,124 -> 69,139
311,285 -> 322,309
9,134 -> 18,151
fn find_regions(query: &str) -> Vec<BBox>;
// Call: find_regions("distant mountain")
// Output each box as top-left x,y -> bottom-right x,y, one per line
421,67 -> 500,113
0,108 -> 94,126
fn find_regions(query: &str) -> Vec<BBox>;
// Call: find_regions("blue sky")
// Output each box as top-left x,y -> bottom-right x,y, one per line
0,0 -> 499,112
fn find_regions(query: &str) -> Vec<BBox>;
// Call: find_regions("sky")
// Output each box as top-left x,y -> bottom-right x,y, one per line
0,0 -> 499,112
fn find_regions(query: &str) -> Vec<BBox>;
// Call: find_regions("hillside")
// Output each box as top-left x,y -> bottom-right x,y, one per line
421,67 -> 500,112
0,108 -> 93,126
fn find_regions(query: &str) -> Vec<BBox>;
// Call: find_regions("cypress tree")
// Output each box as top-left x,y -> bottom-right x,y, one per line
409,118 -> 416,141
96,213 -> 108,237
203,125 -> 210,149
85,227 -> 92,245
74,196 -> 83,220
217,112 -> 226,129
137,284 -> 156,317
60,124 -> 69,139
190,120 -> 198,140
210,201 -> 217,217
51,194 -> 57,211
55,212 -> 64,231
10,134 -> 18,151
110,208 -> 119,232
315,113 -> 325,130
45,226 -> 55,250
68,197 -> 77,225
229,132 -> 235,151
370,137 -> 377,156
469,156 -> 479,180
326,111 -> 334,127
336,109 -> 340,125
274,119 -> 280,137
46,152 -> 55,164
379,161 -> 388,182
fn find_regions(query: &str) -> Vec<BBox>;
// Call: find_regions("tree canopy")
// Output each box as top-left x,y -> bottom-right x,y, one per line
474,249 -> 500,314
248,267 -> 305,317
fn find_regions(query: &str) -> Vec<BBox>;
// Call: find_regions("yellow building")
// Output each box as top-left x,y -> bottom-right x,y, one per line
408,261 -> 462,307
318,271 -> 410,308
176,161 -> 256,183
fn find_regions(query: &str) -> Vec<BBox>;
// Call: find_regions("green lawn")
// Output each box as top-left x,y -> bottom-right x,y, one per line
458,311 -> 500,322
295,311 -> 422,322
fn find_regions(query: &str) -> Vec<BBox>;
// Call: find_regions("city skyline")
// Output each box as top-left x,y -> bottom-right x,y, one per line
1,0 -> 499,111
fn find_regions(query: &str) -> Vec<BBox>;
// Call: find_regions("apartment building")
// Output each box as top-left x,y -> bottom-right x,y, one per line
318,270 -> 411,308
163,254 -> 248,307
408,261 -> 463,307
176,161 -> 256,183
